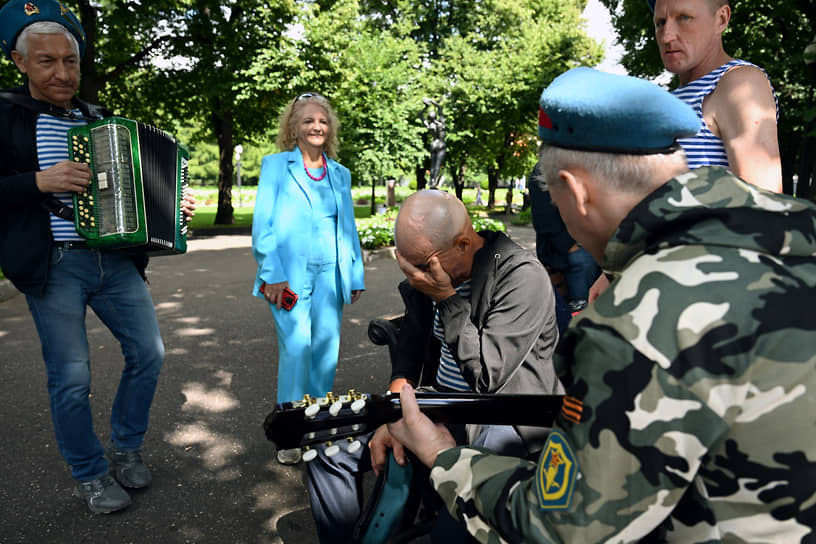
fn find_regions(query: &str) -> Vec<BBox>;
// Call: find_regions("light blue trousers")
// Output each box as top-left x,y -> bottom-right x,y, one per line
271,262 -> 343,404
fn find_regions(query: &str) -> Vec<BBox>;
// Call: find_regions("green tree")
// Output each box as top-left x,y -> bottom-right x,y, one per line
276,0 -> 427,213
599,0 -> 816,198
429,0 -> 603,206
155,1 -> 299,224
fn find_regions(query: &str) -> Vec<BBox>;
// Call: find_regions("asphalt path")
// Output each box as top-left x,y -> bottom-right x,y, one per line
0,220 -> 535,544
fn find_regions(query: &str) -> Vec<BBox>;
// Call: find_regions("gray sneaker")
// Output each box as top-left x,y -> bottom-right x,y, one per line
74,474 -> 132,514
106,443 -> 152,488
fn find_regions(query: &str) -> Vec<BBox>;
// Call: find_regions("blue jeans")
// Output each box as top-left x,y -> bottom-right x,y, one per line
564,247 -> 600,303
25,247 -> 164,481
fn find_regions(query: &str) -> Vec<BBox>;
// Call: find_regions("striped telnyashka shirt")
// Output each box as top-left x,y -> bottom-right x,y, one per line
671,59 -> 778,170
433,279 -> 472,392
37,112 -> 87,241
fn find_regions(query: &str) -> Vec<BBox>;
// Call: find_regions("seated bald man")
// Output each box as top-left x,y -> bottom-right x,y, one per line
305,189 -> 563,544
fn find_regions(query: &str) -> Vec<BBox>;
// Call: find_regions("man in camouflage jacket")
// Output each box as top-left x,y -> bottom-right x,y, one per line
386,67 -> 816,543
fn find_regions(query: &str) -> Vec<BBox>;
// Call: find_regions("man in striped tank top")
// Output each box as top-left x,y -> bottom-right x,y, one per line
0,0 -> 193,514
649,0 -> 782,193
588,0 -> 786,307
587,0 -> 783,303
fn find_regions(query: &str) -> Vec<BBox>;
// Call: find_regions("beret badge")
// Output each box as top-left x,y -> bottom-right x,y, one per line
25,3 -> 41,16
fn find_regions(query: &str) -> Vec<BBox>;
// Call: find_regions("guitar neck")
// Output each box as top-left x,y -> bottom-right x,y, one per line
391,392 -> 563,427
264,391 -> 564,451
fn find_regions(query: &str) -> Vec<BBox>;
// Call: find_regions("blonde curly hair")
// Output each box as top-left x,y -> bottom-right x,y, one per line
275,93 -> 340,159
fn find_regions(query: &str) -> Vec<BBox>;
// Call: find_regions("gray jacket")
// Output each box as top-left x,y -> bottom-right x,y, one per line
393,230 -> 563,449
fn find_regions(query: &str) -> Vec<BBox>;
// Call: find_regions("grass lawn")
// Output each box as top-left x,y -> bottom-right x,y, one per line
187,206 -> 254,230
187,185 -> 531,231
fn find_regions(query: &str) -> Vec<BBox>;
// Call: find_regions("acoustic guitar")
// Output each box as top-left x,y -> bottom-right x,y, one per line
263,389 -> 565,461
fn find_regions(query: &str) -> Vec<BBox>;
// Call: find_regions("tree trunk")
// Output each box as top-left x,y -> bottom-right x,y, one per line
487,164 -> 498,209
370,177 -> 377,216
452,162 -> 466,201
386,179 -> 396,207
213,108 -> 235,225
487,132 -> 512,210
77,0 -> 101,104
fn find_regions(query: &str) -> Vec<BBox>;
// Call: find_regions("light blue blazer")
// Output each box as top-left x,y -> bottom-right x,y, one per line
252,147 -> 365,304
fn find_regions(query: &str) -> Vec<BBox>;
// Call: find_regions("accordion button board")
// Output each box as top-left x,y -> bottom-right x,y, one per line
71,135 -> 97,230
68,116 -> 190,255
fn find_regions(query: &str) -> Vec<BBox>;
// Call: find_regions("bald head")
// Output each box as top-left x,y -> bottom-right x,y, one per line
394,190 -> 486,287
395,190 -> 470,255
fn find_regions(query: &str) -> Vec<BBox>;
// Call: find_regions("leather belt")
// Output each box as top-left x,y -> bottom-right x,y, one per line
53,240 -> 90,250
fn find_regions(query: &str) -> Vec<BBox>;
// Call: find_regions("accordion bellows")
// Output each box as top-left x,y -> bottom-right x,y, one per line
69,117 -> 190,255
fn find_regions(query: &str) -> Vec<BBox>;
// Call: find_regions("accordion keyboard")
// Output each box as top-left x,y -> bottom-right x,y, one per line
71,133 -> 97,231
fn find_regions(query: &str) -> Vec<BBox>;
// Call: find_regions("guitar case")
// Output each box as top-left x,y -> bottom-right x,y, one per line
353,450 -> 438,543
353,451 -> 413,543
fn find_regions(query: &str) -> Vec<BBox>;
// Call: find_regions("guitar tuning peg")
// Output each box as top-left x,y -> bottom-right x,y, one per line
303,447 -> 318,462
347,438 -> 362,454
325,443 -> 340,457
350,398 -> 366,414
329,400 -> 343,417
305,403 -> 321,419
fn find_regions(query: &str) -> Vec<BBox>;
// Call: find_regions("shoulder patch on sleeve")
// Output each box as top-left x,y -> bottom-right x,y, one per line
535,429 -> 579,510
561,395 -> 584,424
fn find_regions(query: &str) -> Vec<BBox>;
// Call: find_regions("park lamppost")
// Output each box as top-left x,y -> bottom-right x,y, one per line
235,144 -> 243,207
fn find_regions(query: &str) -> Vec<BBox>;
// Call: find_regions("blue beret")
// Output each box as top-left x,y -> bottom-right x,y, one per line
538,67 -> 699,154
647,0 -> 656,11
0,0 -> 87,60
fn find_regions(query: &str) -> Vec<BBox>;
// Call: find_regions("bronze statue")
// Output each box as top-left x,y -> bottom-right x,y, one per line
420,98 -> 446,188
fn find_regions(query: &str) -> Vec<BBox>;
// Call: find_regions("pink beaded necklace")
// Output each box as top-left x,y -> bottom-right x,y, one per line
304,152 -> 328,181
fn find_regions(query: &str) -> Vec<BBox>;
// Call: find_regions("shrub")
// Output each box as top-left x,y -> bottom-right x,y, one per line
356,210 -> 505,250
354,206 -> 372,219
511,207 -> 532,226
356,209 -> 398,249
471,215 -> 506,233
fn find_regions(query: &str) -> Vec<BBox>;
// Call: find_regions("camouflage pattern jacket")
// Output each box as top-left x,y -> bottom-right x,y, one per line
429,167 -> 816,543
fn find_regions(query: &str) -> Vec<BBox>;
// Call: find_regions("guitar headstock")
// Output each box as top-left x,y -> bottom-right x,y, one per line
263,390 -> 399,461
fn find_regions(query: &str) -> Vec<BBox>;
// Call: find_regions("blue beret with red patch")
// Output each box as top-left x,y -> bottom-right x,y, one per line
537,67 -> 699,154
0,0 -> 86,60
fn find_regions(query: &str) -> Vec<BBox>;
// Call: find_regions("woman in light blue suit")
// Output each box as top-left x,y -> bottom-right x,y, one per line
252,94 -> 365,463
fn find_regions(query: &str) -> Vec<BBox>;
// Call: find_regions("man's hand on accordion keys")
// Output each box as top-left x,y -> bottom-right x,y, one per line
35,161 -> 91,195
181,192 -> 197,221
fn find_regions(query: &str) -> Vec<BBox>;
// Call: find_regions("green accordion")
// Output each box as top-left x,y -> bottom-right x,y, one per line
69,116 -> 190,254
